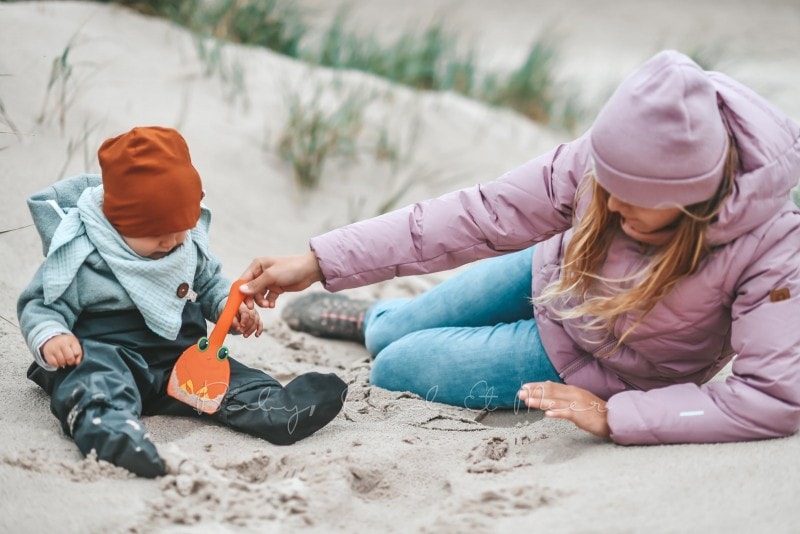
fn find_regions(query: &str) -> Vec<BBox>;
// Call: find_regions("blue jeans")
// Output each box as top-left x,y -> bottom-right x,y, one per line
365,247 -> 561,409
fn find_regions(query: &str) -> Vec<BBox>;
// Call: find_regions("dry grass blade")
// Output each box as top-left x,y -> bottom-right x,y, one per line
0,95 -> 23,141
277,89 -> 366,189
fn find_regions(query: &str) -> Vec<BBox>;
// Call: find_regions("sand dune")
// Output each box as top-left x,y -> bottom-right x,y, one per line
1,1 -> 798,532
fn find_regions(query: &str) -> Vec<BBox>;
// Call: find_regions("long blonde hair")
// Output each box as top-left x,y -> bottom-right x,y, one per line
536,136 -> 740,348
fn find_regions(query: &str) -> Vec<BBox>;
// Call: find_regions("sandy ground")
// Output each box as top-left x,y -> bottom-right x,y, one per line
1,1 -> 799,532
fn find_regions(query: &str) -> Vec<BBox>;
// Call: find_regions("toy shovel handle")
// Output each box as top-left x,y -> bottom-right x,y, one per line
209,278 -> 247,347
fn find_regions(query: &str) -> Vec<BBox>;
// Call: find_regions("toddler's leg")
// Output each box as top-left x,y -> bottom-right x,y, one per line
28,339 -> 166,478
213,359 -> 348,445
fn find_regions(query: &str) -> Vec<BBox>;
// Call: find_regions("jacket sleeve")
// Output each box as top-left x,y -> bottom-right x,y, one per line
607,212 -> 800,444
193,245 -> 231,323
311,134 -> 591,291
17,264 -> 81,371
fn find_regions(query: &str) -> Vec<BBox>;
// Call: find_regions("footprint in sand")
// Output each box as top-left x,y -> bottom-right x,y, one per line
473,485 -> 562,516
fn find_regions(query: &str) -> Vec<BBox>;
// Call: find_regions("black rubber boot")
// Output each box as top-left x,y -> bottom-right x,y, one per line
281,293 -> 373,342
71,405 -> 166,478
219,369 -> 348,445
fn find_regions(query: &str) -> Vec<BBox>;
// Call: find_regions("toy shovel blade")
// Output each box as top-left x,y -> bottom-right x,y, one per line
167,341 -> 231,414
167,279 -> 247,414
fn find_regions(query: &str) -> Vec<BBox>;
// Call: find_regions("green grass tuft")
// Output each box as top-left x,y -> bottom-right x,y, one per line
95,1 -> 585,131
277,89 -> 366,189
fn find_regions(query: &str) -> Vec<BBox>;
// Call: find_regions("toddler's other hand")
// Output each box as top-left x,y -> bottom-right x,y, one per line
232,303 -> 263,338
42,333 -> 83,368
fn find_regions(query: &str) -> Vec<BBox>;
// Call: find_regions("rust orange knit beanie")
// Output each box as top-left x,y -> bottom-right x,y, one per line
99,126 -> 203,237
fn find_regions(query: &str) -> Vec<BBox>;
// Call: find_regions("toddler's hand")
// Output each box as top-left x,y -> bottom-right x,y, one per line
232,303 -> 263,338
42,333 -> 83,368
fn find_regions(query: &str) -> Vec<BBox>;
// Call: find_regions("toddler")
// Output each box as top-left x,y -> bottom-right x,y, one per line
18,126 -> 348,477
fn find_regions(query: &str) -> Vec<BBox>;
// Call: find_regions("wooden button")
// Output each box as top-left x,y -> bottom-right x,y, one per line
176,282 -> 190,298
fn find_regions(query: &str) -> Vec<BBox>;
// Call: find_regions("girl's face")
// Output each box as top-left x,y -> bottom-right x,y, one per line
607,195 -> 683,238
122,230 -> 188,259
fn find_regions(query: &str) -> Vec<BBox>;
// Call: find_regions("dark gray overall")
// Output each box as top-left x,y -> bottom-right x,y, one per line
28,303 -> 348,477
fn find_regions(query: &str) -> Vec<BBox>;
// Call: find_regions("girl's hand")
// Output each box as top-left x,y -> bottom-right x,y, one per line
231,303 -> 263,338
42,333 -> 83,368
517,381 -> 611,439
238,251 -> 324,309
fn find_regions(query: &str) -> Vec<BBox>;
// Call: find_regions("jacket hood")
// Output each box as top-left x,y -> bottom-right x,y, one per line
27,173 -> 212,256
706,73 -> 800,245
28,174 -> 101,256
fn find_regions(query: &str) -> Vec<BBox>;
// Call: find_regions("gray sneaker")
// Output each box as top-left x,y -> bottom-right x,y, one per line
281,293 -> 373,343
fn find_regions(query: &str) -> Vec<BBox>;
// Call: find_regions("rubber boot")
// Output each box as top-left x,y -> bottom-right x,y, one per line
71,405 -> 166,478
221,371 -> 348,445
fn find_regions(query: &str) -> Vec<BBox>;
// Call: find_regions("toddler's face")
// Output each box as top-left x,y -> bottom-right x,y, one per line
122,230 -> 188,259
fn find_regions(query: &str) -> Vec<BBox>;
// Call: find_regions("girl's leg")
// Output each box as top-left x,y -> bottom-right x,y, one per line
365,247 -> 535,355
369,317 -> 561,409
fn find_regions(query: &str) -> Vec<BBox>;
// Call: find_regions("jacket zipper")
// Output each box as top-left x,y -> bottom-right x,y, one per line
592,336 -> 619,359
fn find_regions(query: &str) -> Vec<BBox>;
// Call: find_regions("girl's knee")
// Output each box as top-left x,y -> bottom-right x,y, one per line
364,317 -> 398,355
368,354 -> 391,389
369,346 -> 417,392
363,299 -> 413,355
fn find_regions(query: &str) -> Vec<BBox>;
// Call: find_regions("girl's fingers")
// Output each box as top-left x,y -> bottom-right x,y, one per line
518,381 -> 553,408
518,382 -> 578,411
266,290 -> 282,308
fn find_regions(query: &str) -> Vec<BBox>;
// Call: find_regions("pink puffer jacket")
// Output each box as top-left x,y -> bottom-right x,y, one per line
310,71 -> 800,445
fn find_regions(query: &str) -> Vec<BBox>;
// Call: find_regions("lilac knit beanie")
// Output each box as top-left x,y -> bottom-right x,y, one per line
590,50 -> 729,209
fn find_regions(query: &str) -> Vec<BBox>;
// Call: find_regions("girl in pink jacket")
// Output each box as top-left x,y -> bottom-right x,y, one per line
240,50 -> 800,445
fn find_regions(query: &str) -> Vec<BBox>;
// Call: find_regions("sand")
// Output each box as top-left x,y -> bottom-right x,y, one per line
1,1 -> 799,532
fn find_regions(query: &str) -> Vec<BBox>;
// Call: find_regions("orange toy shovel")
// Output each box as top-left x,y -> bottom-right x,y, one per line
167,279 -> 247,414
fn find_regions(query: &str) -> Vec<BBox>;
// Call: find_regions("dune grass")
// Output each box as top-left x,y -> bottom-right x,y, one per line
36,33 -> 109,138
95,0 -> 581,133
193,36 -> 250,109
97,0 -> 306,54
312,13 -> 478,95
276,88 -> 366,189
0,95 -> 23,143
309,10 -> 584,130
82,1 -> 593,193
36,40 -> 77,134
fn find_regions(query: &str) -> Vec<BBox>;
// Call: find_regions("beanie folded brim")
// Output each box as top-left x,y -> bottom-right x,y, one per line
592,134 -> 728,209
